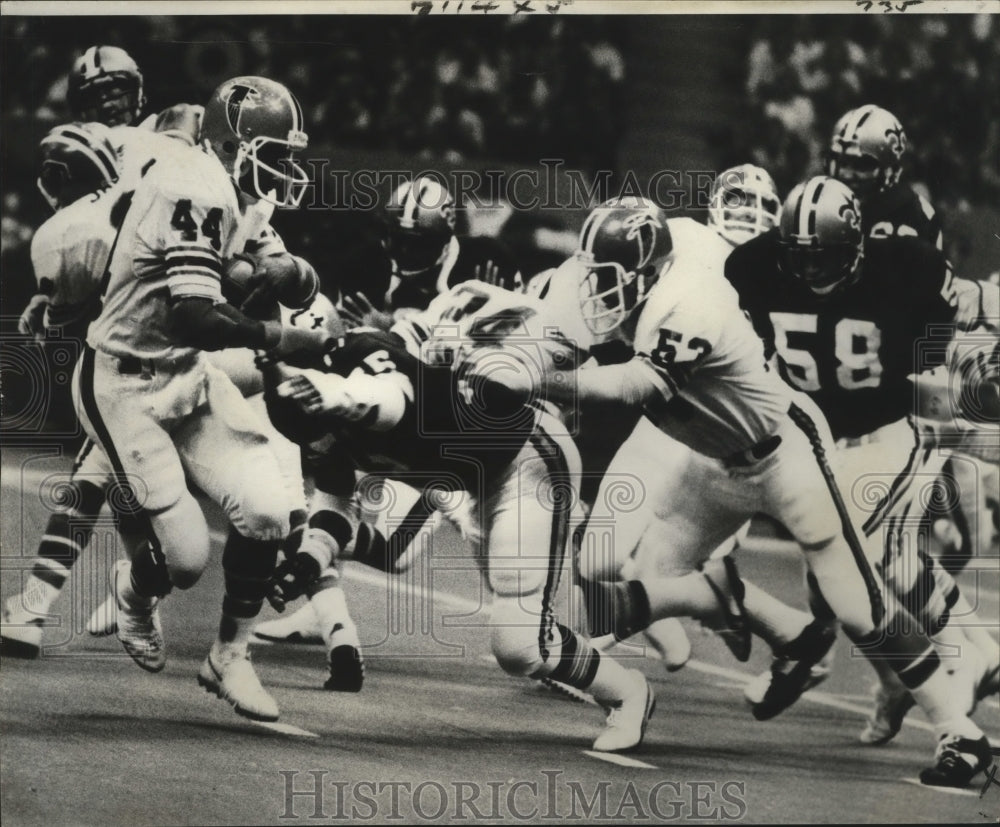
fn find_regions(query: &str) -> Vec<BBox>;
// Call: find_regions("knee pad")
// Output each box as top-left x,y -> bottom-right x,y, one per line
489,598 -> 546,678
229,489 -> 293,541
152,497 -> 211,589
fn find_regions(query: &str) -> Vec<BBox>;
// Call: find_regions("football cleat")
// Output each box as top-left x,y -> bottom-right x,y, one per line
592,669 -> 656,753
700,556 -> 751,662
919,733 -> 992,788
113,561 -> 165,673
743,619 -> 838,720
859,681 -> 915,745
86,590 -> 118,636
324,623 -> 364,693
1,594 -> 44,659
251,601 -> 324,645
198,650 -> 279,722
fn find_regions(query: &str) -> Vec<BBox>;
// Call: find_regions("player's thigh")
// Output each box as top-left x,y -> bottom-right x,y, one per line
176,369 -> 292,540
484,433 -> 578,601
632,453 -> 751,578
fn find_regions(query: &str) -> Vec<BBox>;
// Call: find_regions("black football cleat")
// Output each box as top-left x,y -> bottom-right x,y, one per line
746,619 -> 838,721
919,733 -> 992,788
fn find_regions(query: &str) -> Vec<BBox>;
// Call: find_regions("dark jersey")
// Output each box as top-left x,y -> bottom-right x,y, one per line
291,328 -> 534,496
388,235 -> 522,314
725,231 -> 958,439
862,184 -> 942,250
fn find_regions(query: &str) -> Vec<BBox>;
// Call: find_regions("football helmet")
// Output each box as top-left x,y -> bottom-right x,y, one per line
778,176 -> 864,296
67,45 -> 145,127
37,122 -> 120,212
384,177 -> 457,277
575,197 -> 673,336
827,105 -> 907,200
707,164 -> 781,247
201,76 -> 310,208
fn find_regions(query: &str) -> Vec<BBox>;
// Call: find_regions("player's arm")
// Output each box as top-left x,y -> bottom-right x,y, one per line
954,277 -> 999,334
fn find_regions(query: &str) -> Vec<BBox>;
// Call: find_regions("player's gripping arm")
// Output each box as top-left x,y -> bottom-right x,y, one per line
154,190 -> 326,358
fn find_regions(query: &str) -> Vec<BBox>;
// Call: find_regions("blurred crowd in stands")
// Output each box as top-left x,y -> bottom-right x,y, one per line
740,14 -> 999,211
2,15 -> 627,168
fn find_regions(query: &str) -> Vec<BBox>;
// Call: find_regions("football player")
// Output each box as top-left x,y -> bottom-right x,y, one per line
261,281 -> 657,753
338,176 -> 522,329
252,176 -> 524,655
826,104 -> 941,250
523,196 -> 992,787
707,163 -> 782,248
67,45 -> 203,185
2,123 -> 124,658
72,75 -> 328,722
726,176 -> 999,759
828,104 -> 994,578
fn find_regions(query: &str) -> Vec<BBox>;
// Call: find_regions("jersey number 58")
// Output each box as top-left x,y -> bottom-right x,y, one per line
770,312 -> 883,392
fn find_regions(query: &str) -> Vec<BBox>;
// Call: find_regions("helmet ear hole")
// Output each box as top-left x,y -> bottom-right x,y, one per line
222,140 -> 236,154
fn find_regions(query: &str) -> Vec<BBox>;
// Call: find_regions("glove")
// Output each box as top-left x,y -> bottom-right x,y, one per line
266,551 -> 322,613
18,294 -> 49,339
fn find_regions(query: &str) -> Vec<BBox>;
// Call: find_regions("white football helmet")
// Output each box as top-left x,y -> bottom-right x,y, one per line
707,164 -> 781,247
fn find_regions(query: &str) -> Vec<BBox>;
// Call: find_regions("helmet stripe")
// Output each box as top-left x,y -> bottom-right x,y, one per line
401,181 -> 419,227
44,126 -> 118,185
844,104 -> 875,140
797,177 -> 824,239
580,207 -> 611,256
93,45 -> 103,69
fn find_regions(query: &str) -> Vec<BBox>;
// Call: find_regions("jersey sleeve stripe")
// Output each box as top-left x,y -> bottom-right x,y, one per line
167,275 -> 223,300
165,254 -> 222,274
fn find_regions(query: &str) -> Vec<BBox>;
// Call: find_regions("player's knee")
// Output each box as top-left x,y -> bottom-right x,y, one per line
228,490 -> 293,541
489,600 -> 545,677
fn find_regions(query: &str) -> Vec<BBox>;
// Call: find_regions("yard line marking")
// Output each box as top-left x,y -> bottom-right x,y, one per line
252,721 -> 320,739
900,777 -> 980,797
582,751 -> 658,770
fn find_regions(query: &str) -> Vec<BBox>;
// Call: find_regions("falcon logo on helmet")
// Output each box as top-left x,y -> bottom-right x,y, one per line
707,164 -> 781,247
225,84 -> 257,136
201,76 -> 310,208
67,45 -> 145,127
37,122 -> 120,212
575,198 -> 673,336
827,105 -> 908,200
779,176 -> 864,297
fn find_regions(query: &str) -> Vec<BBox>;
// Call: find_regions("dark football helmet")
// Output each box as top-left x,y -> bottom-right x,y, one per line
707,163 -> 781,247
201,76 -> 310,207
67,45 -> 145,127
827,105 -> 907,200
779,176 -> 864,296
384,177 -> 457,278
37,122 -> 120,211
575,197 -> 673,335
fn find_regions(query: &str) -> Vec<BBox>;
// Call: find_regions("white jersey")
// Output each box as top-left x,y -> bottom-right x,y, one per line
607,218 -> 792,458
30,185 -> 121,330
392,279 -> 590,368
88,143 -> 270,361
110,124 -> 193,193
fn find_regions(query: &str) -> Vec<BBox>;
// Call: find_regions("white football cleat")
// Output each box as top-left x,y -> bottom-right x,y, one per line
198,649 -> 279,722
251,601 -> 323,645
1,594 -> 44,659
113,561 -> 165,673
86,590 -> 118,636
592,669 -> 656,753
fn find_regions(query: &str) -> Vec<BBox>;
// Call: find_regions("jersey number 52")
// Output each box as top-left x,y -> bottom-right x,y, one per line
770,312 -> 883,392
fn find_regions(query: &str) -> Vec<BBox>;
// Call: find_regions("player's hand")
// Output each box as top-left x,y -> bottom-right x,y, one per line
276,373 -> 331,415
266,551 -> 321,613
18,294 -> 49,340
340,292 -> 394,331
474,260 -> 502,288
